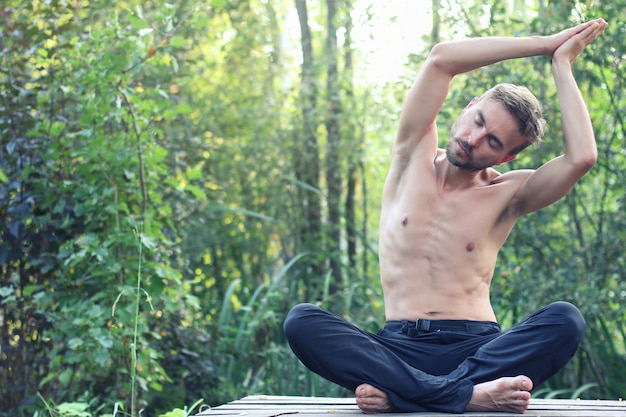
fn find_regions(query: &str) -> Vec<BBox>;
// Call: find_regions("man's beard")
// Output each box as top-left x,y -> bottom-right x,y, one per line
445,136 -> 491,172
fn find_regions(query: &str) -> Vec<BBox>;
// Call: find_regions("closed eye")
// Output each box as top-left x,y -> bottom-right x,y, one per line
488,136 -> 504,150
475,110 -> 504,150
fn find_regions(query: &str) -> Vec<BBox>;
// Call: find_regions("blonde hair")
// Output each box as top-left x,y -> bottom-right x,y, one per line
479,83 -> 546,154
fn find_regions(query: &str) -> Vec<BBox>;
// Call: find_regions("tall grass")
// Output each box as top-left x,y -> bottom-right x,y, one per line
110,228 -> 153,417
209,254 -> 384,405
212,253 -> 306,401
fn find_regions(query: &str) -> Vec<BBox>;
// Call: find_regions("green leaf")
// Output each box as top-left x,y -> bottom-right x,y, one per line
187,165 -> 203,180
23,285 -> 40,297
96,335 -> 114,349
138,28 -> 154,37
50,120 -> 66,137
68,338 -> 84,349
169,35 -> 187,48
140,234 -> 158,250
185,184 -> 207,200
0,286 -> 14,297
159,408 -> 185,417
174,103 -> 194,115
56,402 -> 91,417
58,368 -> 73,386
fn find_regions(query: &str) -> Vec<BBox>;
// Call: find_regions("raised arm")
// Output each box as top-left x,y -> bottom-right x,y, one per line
512,18 -> 607,215
395,21 -> 603,156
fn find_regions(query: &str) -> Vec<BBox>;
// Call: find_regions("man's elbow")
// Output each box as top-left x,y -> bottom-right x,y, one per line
428,42 -> 446,62
427,42 -> 456,73
576,151 -> 598,174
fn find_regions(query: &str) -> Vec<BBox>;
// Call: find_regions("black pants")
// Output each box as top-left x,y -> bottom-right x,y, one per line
283,302 -> 584,413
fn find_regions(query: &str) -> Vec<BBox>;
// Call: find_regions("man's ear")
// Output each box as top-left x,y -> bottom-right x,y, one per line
499,154 -> 517,164
464,97 -> 479,109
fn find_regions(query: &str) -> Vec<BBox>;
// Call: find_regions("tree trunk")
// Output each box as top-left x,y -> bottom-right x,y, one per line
431,0 -> 441,43
342,2 -> 358,273
325,0 -> 343,292
295,0 -> 323,298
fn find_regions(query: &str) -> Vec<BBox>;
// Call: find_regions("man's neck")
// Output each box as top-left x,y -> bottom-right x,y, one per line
438,158 -> 489,191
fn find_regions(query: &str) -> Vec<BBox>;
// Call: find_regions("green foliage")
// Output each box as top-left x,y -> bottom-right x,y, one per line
35,392 -> 204,417
1,0 -> 215,415
0,0 -> 625,415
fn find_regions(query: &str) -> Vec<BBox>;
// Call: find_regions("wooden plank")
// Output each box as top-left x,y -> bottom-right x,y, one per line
196,395 -> 626,417
223,396 -> 626,408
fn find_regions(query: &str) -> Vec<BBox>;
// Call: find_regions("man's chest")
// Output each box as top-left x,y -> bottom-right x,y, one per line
389,180 -> 517,248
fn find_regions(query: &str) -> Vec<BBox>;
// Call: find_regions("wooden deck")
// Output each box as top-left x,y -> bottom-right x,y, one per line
196,395 -> 626,417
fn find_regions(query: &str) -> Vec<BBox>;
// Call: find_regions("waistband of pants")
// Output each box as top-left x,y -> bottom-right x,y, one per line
386,319 -> 501,337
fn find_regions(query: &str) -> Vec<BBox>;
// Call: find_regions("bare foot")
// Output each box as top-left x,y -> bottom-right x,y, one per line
466,375 -> 533,414
355,383 -> 393,413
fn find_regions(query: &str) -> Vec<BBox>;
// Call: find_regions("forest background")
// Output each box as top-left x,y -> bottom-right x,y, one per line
1,0 -> 625,416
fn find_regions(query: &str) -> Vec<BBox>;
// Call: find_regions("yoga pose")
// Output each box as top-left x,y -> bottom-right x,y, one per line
284,18 -> 607,414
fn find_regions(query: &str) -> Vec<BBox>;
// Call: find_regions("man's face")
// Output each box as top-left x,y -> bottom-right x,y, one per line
446,98 -> 527,171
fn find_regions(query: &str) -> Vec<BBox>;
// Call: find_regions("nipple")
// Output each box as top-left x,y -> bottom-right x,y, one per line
466,242 -> 475,252
401,215 -> 408,226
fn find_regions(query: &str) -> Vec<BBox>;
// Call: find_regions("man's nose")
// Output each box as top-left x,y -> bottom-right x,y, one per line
467,134 -> 480,147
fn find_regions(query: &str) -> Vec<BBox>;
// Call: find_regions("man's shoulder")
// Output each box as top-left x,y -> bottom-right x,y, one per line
489,168 -> 535,185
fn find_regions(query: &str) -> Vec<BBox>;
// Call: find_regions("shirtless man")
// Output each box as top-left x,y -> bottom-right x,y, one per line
284,18 -> 607,414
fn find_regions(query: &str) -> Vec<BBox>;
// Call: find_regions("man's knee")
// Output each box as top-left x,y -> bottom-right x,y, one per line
283,303 -> 319,343
545,301 -> 585,340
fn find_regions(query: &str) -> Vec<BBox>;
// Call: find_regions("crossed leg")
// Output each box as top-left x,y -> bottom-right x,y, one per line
286,303 -> 581,414
356,375 -> 533,414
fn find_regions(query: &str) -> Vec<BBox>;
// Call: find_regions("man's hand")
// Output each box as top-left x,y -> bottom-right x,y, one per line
552,19 -> 607,64
542,19 -> 607,58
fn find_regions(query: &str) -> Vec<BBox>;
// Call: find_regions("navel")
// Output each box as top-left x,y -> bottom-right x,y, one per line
466,242 -> 475,252
401,215 -> 408,226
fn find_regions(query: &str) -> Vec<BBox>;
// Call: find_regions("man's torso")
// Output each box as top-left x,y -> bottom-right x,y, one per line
379,145 -> 531,322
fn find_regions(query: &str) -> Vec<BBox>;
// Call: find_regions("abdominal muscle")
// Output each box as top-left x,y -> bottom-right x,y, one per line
380,266 -> 497,322
379,234 -> 499,322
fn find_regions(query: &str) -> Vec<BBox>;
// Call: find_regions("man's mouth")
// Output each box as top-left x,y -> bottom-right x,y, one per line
458,140 -> 471,158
